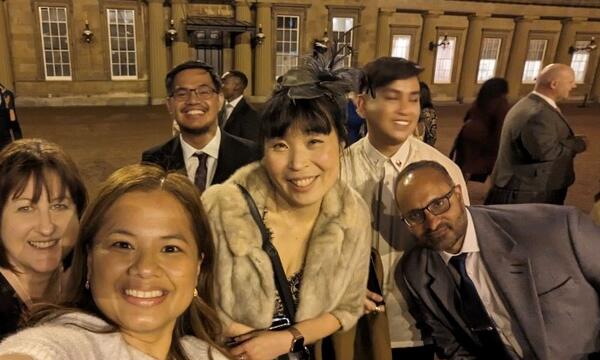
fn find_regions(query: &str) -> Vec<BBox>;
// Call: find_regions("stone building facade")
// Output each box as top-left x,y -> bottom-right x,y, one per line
1,0 -> 600,106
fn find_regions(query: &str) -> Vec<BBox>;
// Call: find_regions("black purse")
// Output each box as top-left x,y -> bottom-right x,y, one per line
237,184 -> 310,360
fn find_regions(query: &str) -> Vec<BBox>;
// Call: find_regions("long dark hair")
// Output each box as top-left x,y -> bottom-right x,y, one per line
28,164 -> 226,360
475,77 -> 508,112
419,81 -> 434,109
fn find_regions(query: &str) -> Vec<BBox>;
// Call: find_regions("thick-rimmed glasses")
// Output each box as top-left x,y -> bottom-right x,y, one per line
401,186 -> 456,227
171,85 -> 217,101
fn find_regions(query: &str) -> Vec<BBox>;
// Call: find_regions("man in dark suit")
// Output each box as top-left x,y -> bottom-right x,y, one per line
220,70 -> 260,142
486,63 -> 587,205
395,160 -> 600,360
0,83 -> 23,151
142,61 -> 260,190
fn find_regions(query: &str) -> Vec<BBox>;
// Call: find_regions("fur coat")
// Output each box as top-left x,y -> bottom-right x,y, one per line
201,162 -> 371,331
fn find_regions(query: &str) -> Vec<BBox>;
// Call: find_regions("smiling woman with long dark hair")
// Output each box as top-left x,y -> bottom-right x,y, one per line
0,164 -> 228,360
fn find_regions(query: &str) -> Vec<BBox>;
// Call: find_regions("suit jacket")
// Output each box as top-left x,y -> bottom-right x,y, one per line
222,97 -> 260,143
402,204 -> 600,360
490,93 -> 585,192
140,131 -> 260,185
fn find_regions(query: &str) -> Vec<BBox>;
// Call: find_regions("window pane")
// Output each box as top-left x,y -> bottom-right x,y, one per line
39,7 -> 71,80
570,40 -> 591,84
433,36 -> 457,84
391,35 -> 411,59
477,38 -> 501,83
108,9 -> 137,78
275,15 -> 300,78
522,39 -> 547,83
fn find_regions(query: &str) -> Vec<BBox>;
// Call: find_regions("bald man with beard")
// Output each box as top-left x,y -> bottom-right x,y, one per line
486,64 -> 587,205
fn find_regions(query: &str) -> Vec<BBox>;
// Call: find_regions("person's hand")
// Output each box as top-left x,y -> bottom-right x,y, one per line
363,289 -> 385,315
229,330 -> 293,360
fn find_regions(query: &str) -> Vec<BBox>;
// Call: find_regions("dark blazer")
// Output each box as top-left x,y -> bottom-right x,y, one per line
222,97 -> 260,143
401,204 -> 600,360
490,93 -> 585,192
0,89 -> 23,150
0,273 -> 23,340
141,131 -> 260,185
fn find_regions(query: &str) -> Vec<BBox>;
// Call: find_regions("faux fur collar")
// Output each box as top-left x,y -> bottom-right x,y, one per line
202,162 -> 370,329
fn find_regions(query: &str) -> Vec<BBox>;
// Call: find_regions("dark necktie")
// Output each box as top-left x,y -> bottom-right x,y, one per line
193,152 -> 209,192
450,253 -> 511,358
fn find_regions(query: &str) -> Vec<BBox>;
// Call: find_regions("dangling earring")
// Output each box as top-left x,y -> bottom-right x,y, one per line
193,288 -> 198,297
85,280 -> 90,290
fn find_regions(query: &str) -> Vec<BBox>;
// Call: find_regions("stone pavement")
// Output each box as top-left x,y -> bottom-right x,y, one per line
15,102 -> 600,213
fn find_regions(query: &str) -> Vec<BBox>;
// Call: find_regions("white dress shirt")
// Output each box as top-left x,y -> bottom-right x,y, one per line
531,90 -> 559,110
341,136 -> 470,348
180,127 -> 221,186
439,210 -> 524,357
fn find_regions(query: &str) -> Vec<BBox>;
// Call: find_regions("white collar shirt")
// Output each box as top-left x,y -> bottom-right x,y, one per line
531,91 -> 559,111
224,95 -> 243,123
341,135 -> 470,348
439,210 -> 524,358
180,127 -> 221,186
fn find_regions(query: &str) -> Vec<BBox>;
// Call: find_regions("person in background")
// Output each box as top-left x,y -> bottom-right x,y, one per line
202,53 -> 371,360
486,64 -> 586,205
220,70 -> 261,143
0,139 -> 87,340
414,82 -> 437,146
0,83 -> 23,151
0,164 -> 228,360
451,78 -> 509,183
346,92 -> 366,146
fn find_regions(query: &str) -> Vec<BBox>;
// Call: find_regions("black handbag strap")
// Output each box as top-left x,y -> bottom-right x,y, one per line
237,184 -> 297,323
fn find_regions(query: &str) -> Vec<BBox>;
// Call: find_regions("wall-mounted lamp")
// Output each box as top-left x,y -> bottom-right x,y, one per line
165,19 -> 178,46
254,24 -> 266,46
568,37 -> 597,54
321,30 -> 329,45
82,20 -> 94,43
429,33 -> 450,51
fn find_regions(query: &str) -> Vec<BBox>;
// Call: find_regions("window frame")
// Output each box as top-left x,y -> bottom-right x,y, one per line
38,5 -> 73,81
570,40 -> 591,84
389,25 -> 420,61
106,7 -> 138,80
391,34 -> 412,59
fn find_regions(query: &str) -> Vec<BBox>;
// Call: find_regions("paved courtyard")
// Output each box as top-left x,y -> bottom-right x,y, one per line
15,102 -> 600,213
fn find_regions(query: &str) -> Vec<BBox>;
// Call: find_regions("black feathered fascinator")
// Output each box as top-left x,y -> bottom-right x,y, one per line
275,41 -> 360,106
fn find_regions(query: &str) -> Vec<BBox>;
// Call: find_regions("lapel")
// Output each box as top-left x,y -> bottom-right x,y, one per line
213,131 -> 235,184
159,137 -> 186,174
224,98 -> 246,131
425,251 -> 476,343
471,207 -> 548,360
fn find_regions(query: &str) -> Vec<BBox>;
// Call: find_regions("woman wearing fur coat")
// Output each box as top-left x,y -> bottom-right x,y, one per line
201,58 -> 371,360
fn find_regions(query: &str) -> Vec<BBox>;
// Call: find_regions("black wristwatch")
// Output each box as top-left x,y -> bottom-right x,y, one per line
288,326 -> 305,353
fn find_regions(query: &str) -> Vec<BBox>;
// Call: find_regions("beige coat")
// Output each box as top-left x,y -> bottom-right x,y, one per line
201,162 -> 371,331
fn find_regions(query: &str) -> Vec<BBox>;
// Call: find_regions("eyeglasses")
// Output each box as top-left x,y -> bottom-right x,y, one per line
171,85 -> 217,101
401,187 -> 456,227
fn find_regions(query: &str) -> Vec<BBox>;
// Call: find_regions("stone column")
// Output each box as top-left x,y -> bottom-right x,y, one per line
590,58 -> 600,101
234,0 -> 252,94
254,2 -> 272,96
147,0 -> 167,104
505,16 -> 537,101
555,17 -> 586,65
0,0 -> 14,88
171,0 -> 189,66
418,11 -> 443,84
376,8 -> 395,58
457,14 -> 488,103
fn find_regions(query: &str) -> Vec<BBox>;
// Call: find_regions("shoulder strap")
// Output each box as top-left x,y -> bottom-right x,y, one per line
236,184 -> 298,322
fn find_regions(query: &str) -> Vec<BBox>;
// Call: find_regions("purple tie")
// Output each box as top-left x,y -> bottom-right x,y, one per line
193,152 -> 209,192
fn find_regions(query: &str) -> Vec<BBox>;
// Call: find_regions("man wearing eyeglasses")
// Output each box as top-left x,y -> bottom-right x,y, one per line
397,160 -> 600,360
142,61 -> 260,191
